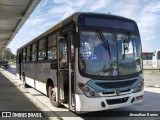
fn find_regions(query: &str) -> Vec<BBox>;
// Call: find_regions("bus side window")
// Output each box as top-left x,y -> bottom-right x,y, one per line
23,48 -> 26,62
59,39 -> 67,63
31,43 -> 37,61
38,39 -> 47,61
47,35 -> 57,60
26,46 -> 31,62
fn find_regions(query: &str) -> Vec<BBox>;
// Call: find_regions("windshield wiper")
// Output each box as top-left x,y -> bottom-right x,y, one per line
96,31 -> 111,59
123,32 -> 131,60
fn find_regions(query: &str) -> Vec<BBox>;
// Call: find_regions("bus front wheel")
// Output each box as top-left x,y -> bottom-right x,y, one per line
48,84 -> 61,107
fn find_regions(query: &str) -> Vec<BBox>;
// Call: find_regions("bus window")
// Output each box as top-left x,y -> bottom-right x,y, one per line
23,48 -> 26,62
31,43 -> 37,61
38,39 -> 47,61
26,46 -> 31,62
117,34 -> 142,74
47,35 -> 57,60
59,39 -> 67,63
148,53 -> 153,60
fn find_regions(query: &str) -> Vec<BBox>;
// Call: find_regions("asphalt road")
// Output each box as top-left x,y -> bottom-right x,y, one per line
1,66 -> 160,120
144,70 -> 160,86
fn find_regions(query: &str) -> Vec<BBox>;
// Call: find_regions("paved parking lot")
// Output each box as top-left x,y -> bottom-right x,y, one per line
144,70 -> 160,87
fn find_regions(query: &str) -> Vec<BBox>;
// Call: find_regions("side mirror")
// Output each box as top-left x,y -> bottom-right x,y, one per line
73,32 -> 80,48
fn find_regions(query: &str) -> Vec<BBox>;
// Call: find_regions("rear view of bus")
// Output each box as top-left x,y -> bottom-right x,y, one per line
75,13 -> 143,112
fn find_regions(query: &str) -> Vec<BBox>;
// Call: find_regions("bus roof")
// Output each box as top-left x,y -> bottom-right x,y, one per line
17,12 -> 136,51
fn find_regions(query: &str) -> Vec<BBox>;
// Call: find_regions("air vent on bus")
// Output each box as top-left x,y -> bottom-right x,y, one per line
106,97 -> 129,105
96,79 -> 137,89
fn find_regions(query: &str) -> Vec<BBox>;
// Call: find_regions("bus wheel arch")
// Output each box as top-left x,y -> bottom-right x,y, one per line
46,78 -> 54,97
46,78 -> 61,107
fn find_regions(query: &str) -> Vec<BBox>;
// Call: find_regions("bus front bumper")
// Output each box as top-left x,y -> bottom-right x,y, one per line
75,90 -> 144,113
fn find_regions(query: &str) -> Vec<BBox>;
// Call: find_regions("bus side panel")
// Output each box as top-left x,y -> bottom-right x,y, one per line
24,63 -> 35,88
35,62 -> 57,94
30,62 -> 37,80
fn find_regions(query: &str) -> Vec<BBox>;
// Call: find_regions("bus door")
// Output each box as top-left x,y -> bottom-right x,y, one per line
57,36 -> 69,103
57,34 -> 76,110
68,34 -> 76,111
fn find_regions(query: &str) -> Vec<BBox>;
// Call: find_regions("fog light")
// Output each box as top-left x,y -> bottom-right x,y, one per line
136,95 -> 143,101
101,101 -> 106,108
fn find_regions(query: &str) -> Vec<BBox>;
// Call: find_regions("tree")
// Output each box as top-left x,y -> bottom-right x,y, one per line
1,48 -> 15,61
11,55 -> 16,62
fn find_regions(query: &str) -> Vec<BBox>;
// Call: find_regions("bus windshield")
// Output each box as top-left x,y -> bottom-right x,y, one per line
79,31 -> 142,77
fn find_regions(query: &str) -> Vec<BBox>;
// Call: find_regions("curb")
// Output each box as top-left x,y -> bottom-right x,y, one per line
143,69 -> 160,70
144,85 -> 160,88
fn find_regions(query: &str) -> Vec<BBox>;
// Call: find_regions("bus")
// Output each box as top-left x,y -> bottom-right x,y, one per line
152,49 -> 160,69
16,12 -> 144,113
142,51 -> 153,68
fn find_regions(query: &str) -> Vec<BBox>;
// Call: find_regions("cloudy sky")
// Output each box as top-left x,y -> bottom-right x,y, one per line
8,0 -> 160,54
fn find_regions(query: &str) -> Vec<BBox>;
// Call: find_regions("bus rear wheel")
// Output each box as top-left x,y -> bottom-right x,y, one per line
48,84 -> 61,107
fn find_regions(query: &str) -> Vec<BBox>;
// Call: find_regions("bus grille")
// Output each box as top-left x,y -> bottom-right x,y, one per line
101,89 -> 131,95
106,97 -> 129,105
96,79 -> 136,89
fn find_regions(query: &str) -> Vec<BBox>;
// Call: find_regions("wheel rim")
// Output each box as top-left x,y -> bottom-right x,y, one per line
50,88 -> 56,101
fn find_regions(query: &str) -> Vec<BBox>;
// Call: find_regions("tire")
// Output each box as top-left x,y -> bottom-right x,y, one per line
48,83 -> 61,107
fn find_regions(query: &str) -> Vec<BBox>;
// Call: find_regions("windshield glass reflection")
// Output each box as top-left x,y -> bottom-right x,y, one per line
80,32 -> 117,76
79,31 -> 142,77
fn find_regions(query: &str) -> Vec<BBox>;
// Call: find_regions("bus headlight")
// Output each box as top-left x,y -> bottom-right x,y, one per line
78,82 -> 100,97
133,81 -> 144,93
